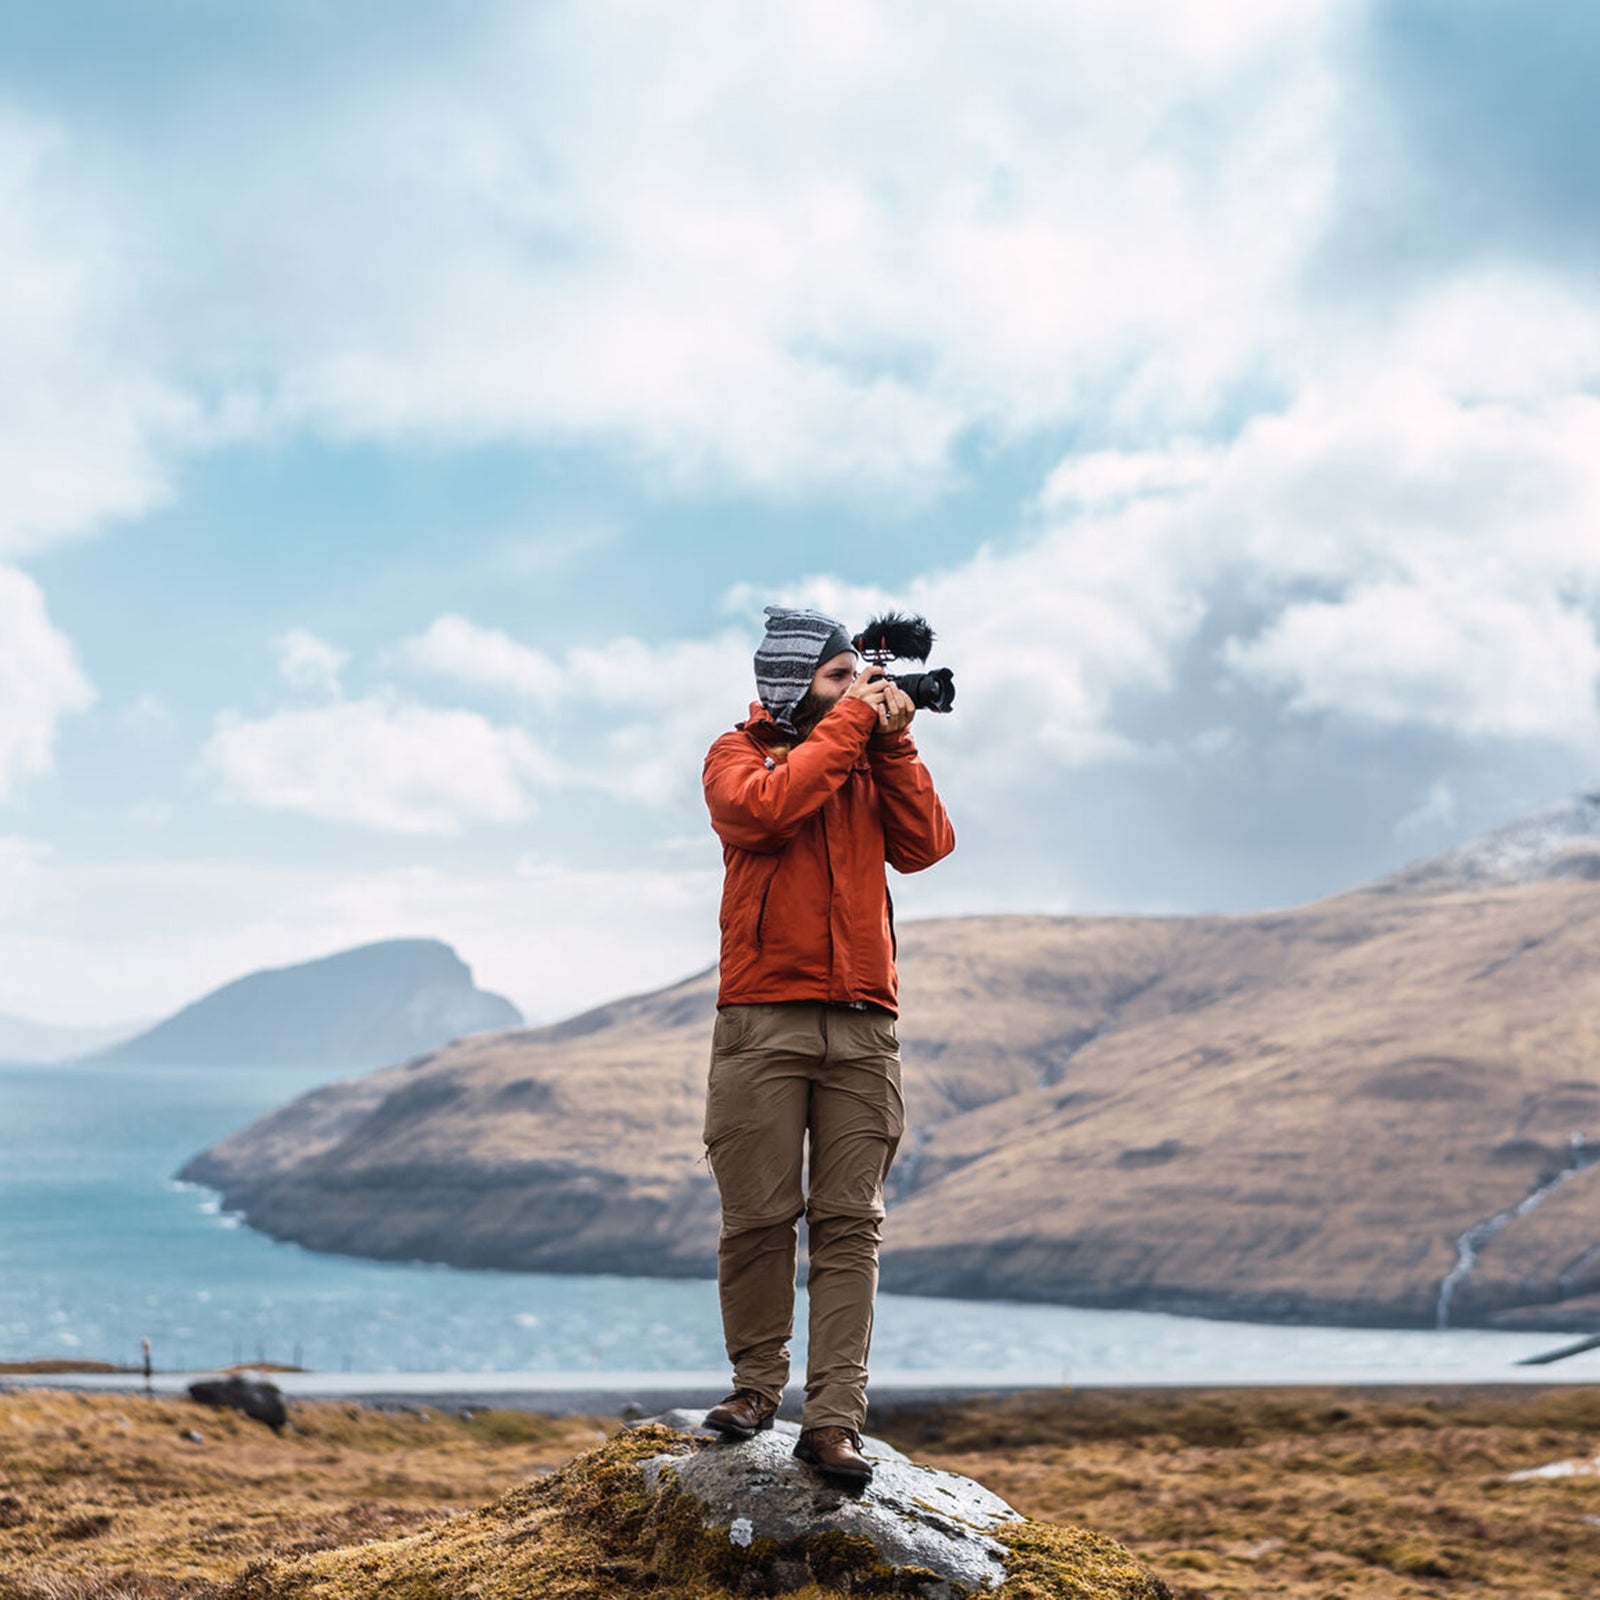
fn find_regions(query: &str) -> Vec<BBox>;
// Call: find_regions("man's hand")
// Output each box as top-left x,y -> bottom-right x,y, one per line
878,678 -> 915,735
844,664 -> 891,713
846,666 -> 913,735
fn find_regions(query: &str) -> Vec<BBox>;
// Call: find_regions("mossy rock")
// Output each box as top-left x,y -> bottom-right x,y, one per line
217,1425 -> 1169,1599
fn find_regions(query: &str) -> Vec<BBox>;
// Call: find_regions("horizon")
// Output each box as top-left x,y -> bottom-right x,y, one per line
18,774 -> 1596,1046
6,2 -> 1600,1028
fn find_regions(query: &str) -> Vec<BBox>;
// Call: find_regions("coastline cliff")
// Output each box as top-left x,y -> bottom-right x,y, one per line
180,796 -> 1600,1331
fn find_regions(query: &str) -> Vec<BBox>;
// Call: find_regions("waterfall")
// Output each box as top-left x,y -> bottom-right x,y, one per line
1436,1132 -> 1596,1328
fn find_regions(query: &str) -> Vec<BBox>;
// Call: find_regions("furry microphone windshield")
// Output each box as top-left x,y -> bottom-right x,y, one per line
852,612 -> 955,713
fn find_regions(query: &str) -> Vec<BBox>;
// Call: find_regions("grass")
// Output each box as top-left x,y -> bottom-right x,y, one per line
877,1385 -> 1600,1598
0,1387 -> 605,1598
1,1385 -> 1595,1597
206,1425 -> 1164,1600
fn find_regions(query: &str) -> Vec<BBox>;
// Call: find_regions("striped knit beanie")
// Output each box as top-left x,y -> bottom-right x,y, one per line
754,605 -> 855,734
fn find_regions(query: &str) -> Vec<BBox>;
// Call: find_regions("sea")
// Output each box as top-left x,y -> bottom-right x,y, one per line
1,1059 -> 1593,1387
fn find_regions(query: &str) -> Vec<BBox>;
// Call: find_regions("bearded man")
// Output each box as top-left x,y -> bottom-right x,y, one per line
698,603 -> 955,1485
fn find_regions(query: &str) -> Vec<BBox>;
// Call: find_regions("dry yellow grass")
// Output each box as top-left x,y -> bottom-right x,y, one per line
0,1396 -> 1164,1600
882,1385 -> 1600,1599
2,1386 -> 1595,1598
0,1387 -> 605,1598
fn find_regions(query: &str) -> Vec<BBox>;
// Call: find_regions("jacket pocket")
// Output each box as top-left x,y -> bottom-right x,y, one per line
753,878 -> 774,950
741,853 -> 782,952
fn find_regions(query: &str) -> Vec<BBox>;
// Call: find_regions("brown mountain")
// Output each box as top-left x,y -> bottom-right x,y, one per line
179,794 -> 1600,1331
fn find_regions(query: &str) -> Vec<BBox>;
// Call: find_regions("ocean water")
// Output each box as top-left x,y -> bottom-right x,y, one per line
0,1060 -> 1591,1384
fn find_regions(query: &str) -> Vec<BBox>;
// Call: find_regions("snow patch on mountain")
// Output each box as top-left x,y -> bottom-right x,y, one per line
1375,791 -> 1600,894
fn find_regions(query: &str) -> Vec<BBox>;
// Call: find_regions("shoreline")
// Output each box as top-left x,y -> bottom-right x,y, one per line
8,1359 -> 1600,1413
174,1183 -> 1600,1336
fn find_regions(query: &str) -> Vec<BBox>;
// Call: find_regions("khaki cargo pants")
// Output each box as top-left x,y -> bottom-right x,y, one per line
703,1000 -> 904,1432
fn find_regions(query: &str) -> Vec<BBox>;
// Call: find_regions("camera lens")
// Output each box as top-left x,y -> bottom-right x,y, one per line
890,668 -> 956,714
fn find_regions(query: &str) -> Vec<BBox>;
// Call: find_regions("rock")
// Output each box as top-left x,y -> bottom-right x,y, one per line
637,1424 -> 1020,1598
180,1428 -> 205,1444
187,1375 -> 287,1432
632,1407 -> 909,1460
1508,1450 -> 1600,1481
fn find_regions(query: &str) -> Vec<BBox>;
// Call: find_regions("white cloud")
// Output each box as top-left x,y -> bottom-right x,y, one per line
307,853 -> 721,1021
1396,780 -> 1456,837
190,260 -> 1600,873
198,694 -> 553,834
119,692 -> 178,747
553,632 -> 757,805
1040,443 -> 1216,511
392,614 -> 753,805
389,615 -> 561,701
109,0 -> 1351,492
765,537 -> 1190,779
0,566 -> 97,800
274,627 -> 350,697
0,115 -> 191,559
1225,582 -> 1600,745
0,0 -> 1357,573
747,273 -> 1600,777
203,615 -> 748,834
0,846 -> 720,1028
0,834 -> 50,905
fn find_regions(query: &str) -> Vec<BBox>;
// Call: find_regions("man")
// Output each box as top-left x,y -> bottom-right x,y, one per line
698,603 -> 955,1486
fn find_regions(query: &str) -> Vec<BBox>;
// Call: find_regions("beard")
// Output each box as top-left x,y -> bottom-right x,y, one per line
790,689 -> 832,739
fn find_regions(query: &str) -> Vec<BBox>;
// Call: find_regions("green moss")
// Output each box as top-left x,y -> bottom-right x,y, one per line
1159,1549 -> 1219,1572
994,1521 -> 1173,1599
1368,1537 -> 1456,1579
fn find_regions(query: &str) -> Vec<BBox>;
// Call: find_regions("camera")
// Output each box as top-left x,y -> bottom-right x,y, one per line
852,612 -> 956,714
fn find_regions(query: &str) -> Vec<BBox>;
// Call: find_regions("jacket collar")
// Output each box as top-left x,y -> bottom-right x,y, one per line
738,701 -> 783,737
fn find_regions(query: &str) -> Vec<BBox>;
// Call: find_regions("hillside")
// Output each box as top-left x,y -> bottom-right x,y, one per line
181,798 -> 1600,1330
85,938 -> 521,1069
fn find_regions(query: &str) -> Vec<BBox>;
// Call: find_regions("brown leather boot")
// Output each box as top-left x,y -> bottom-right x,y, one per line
793,1425 -> 873,1486
703,1389 -> 779,1440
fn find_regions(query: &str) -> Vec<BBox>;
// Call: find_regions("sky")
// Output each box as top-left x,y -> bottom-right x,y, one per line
4,0 -> 1600,1029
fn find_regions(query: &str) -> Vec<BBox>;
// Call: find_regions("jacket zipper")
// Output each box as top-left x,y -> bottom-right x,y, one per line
822,798 -> 837,992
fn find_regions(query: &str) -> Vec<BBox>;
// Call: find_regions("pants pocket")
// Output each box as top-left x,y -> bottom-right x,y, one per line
703,1057 -> 740,1149
712,1003 -> 765,1055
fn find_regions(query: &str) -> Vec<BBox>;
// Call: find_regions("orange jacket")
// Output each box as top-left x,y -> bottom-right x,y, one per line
703,696 -> 955,1014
